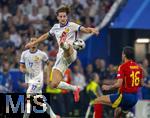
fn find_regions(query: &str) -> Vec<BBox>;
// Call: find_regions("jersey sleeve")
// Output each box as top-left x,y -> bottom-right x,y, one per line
49,25 -> 55,36
42,52 -> 49,62
117,65 -> 124,79
20,52 -> 25,64
71,22 -> 81,32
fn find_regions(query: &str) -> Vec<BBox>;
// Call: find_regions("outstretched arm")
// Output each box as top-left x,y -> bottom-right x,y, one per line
102,79 -> 123,91
25,32 -> 49,48
80,26 -> 99,35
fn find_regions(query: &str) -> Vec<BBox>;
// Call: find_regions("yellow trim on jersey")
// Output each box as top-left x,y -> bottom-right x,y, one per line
49,71 -> 53,81
112,94 -> 122,108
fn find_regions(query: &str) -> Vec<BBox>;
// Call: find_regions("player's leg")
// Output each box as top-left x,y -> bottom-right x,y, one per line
49,46 -> 80,101
114,107 -> 122,118
33,94 -> 60,118
49,69 -> 77,91
23,94 -> 31,118
94,93 -> 122,108
50,44 -> 77,90
94,95 -> 112,106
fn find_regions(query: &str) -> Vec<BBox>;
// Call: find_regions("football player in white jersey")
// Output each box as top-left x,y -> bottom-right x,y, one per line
25,6 -> 99,102
20,38 -> 60,118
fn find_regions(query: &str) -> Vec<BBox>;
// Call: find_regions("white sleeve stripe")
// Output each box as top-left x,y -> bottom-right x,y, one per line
20,62 -> 25,64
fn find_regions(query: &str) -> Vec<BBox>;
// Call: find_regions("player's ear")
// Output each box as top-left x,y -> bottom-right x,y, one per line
57,15 -> 59,20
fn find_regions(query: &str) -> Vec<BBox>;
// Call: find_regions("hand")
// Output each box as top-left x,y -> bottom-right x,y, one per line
94,97 -> 101,104
25,41 -> 35,48
91,28 -> 99,35
102,85 -> 111,91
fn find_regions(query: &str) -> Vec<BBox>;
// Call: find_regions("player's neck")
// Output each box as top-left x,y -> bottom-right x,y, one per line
30,48 -> 38,53
60,21 -> 68,27
124,59 -> 132,63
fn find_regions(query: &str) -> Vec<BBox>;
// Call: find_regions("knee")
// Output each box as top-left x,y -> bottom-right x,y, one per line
50,82 -> 59,88
94,96 -> 104,104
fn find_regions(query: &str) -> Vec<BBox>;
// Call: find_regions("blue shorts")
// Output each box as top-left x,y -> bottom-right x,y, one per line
109,93 -> 138,110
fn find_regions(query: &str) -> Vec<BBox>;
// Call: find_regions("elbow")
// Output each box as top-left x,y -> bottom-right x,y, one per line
19,66 -> 24,73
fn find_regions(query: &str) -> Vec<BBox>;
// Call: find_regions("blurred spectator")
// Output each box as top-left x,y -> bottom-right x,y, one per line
37,0 -> 49,17
85,64 -> 94,83
94,58 -> 107,80
86,73 -> 101,100
86,73 -> 102,117
13,7 -> 24,26
50,0 -> 62,12
72,64 -> 86,91
18,0 -> 32,15
27,25 -> 36,37
17,15 -> 30,35
0,57 -> 12,93
72,63 -> 87,116
142,58 -> 150,99
61,0 -> 73,6
46,8 -> 57,27
0,7 -> 2,23
106,64 -> 117,80
2,5 -> 12,22
143,58 -> 150,75
86,0 -> 99,18
9,26 -> 22,49
28,6 -> 43,31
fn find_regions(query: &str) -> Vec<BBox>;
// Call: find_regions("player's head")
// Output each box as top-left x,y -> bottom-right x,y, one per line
122,46 -> 135,62
30,38 -> 38,50
56,5 -> 70,25
91,73 -> 100,83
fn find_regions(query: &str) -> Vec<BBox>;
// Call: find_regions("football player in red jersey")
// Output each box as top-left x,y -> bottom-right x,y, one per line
94,46 -> 143,117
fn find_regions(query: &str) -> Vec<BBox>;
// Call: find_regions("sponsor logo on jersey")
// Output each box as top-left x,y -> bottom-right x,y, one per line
33,56 -> 41,62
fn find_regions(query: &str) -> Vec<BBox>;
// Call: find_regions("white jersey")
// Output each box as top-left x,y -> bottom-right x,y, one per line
49,22 -> 81,56
20,49 -> 49,84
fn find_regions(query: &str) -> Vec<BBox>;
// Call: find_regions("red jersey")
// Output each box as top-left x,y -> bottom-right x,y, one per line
117,60 -> 143,93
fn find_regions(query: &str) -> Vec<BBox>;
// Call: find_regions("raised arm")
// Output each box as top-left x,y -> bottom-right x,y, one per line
80,26 -> 99,35
25,32 -> 49,48
102,79 -> 123,91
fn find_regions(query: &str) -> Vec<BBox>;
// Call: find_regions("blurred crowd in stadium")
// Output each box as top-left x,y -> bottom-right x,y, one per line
0,0 -> 150,117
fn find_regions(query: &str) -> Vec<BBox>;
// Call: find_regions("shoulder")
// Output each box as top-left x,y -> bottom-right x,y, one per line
52,23 -> 60,29
38,49 -> 48,56
118,63 -> 126,71
69,22 -> 80,26
21,50 -> 29,56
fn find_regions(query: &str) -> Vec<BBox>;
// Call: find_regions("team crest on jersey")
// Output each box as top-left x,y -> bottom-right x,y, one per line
64,28 -> 70,33
33,56 -> 41,62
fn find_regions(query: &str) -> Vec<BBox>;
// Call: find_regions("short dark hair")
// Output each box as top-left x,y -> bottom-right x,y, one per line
56,5 -> 70,15
123,46 -> 135,60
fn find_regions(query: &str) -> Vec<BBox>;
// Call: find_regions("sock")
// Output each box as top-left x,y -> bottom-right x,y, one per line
57,81 -> 77,91
45,103 -> 57,118
23,113 -> 30,118
23,103 -> 30,118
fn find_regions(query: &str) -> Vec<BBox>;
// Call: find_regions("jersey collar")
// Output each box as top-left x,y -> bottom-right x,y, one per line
29,49 -> 38,54
60,21 -> 69,27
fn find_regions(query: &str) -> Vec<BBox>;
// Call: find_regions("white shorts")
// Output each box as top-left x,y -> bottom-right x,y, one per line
53,49 -> 77,74
27,82 -> 43,94
26,72 -> 43,94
